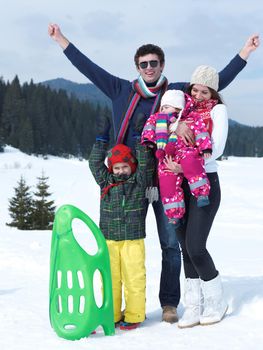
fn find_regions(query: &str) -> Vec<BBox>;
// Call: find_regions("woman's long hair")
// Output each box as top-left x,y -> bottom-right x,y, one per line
187,84 -> 224,104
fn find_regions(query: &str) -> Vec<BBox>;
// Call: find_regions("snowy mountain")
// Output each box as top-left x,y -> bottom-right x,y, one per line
41,78 -> 110,106
41,78 -> 246,127
0,146 -> 262,350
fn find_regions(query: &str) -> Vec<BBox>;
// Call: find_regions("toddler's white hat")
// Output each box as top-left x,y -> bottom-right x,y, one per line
161,90 -> 185,110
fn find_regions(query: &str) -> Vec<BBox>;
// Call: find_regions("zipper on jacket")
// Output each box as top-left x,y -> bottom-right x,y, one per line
122,183 -> 126,208
122,195 -> 125,208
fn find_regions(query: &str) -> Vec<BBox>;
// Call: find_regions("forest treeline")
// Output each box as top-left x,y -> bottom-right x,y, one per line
0,76 -> 111,158
0,76 -> 262,158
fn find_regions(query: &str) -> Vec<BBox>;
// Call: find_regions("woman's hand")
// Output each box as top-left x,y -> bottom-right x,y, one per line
203,152 -> 212,160
163,155 -> 183,174
174,121 -> 195,145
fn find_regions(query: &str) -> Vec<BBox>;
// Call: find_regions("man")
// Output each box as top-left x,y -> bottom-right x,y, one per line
48,24 -> 259,323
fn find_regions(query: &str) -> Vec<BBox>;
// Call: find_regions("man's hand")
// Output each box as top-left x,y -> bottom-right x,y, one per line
174,121 -> 195,145
239,34 -> 260,60
133,112 -> 146,135
48,23 -> 70,50
96,114 -> 112,142
163,155 -> 183,174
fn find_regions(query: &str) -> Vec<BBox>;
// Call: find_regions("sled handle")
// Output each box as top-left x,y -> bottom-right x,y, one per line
54,204 -> 106,249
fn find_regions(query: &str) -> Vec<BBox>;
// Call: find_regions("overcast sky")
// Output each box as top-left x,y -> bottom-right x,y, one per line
0,0 -> 262,126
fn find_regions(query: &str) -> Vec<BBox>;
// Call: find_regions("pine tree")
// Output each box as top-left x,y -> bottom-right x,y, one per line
7,176 -> 34,229
32,172 -> 55,230
1,76 -> 27,148
0,133 -> 4,152
18,115 -> 34,154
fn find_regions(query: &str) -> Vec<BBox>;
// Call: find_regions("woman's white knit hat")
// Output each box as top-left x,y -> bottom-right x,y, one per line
190,65 -> 219,91
160,90 -> 185,110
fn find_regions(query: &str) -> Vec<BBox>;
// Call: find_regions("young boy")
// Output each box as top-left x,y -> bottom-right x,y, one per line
141,90 -> 212,225
89,114 -> 154,330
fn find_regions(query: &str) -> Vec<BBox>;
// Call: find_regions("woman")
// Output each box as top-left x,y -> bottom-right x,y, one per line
164,65 -> 228,328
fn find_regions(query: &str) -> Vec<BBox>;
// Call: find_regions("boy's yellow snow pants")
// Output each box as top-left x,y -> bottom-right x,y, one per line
106,239 -> 146,323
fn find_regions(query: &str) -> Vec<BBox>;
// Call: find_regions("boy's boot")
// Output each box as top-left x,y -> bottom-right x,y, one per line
119,321 -> 141,330
178,278 -> 201,328
200,274 -> 228,325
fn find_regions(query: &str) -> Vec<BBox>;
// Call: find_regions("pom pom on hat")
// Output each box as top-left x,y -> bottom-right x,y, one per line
107,144 -> 137,173
155,149 -> 165,160
190,65 -> 219,91
160,90 -> 185,110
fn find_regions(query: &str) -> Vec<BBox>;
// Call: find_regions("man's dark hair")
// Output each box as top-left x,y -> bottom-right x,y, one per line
134,44 -> 165,67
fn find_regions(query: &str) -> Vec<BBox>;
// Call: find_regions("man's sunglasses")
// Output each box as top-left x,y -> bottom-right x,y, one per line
139,60 -> 159,69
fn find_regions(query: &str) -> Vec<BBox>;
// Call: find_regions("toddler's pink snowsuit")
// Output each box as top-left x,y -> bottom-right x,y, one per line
141,94 -> 212,224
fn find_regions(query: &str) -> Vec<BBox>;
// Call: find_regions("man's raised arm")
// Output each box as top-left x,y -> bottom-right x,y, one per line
48,23 -> 70,50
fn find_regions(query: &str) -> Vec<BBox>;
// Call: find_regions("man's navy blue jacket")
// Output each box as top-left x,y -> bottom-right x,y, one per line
64,43 -> 246,149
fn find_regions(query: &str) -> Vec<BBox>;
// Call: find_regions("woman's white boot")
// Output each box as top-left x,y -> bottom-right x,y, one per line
200,274 -> 228,325
178,278 -> 201,328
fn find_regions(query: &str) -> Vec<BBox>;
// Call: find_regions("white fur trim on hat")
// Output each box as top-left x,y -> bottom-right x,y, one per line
190,65 -> 219,91
160,90 -> 185,110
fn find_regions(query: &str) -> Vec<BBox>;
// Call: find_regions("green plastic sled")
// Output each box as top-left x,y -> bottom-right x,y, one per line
49,204 -> 115,340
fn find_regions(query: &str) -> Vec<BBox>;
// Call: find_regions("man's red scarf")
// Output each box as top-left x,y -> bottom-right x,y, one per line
116,75 -> 168,144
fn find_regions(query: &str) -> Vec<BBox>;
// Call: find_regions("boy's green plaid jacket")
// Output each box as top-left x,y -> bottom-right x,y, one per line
89,140 -> 155,241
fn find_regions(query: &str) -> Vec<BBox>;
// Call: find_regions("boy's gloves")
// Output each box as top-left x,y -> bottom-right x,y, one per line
96,114 -> 112,142
132,112 -> 146,139
145,186 -> 159,203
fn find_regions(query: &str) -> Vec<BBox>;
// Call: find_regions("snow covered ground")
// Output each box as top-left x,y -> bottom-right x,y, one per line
0,146 -> 262,350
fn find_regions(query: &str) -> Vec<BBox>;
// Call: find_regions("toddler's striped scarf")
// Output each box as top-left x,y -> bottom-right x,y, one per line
156,114 -> 169,150
116,74 -> 168,144
156,112 -> 180,151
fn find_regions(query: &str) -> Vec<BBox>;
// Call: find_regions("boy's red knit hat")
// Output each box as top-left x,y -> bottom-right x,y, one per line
107,144 -> 137,173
